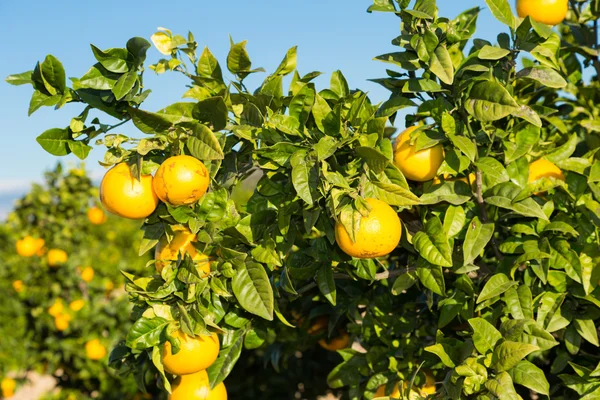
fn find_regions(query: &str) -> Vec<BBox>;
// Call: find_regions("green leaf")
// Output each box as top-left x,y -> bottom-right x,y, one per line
475,157 -> 510,185
112,71 -> 137,101
193,97 -> 228,132
421,181 -> 473,206
183,121 -> 225,160
479,45 -> 511,60
447,133 -> 477,162
40,55 -> 66,94
503,286 -> 533,320
413,216 -> 453,267
197,47 -> 224,81
90,45 -> 130,73
330,70 -> 350,98
356,147 -> 390,174
5,70 -> 33,86
575,319 -> 600,347
376,96 -> 417,118
317,265 -> 337,306
68,141 -> 92,160
429,45 -> 454,84
443,205 -> 466,238
485,372 -> 520,400
546,134 -> 579,163
28,90 -> 61,116
469,318 -> 502,354
207,330 -> 243,387
129,107 -> 173,134
504,126 -> 540,164
365,181 -> 420,207
463,217 -> 495,265
151,346 -> 172,393
477,273 -> 517,304
510,360 -> 550,395
126,317 -> 169,350
36,128 -> 71,156
232,262 -> 274,321
492,341 -> 539,372
75,63 -> 120,90
127,37 -> 151,65
274,46 -> 297,76
290,150 -> 317,206
315,136 -> 338,161
416,259 -> 446,296
484,0 -> 516,28
465,80 -> 518,122
391,271 -> 417,295
516,66 -> 567,88
289,83 -> 315,127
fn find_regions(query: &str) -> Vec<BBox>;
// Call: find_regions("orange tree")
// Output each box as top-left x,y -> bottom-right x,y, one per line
0,165 -> 153,399
6,0 -> 600,398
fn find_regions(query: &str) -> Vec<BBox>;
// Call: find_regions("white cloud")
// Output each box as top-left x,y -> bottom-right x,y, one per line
0,179 -> 36,195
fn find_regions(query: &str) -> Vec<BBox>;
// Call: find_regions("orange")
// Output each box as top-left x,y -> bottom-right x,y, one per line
307,316 -> 329,336
393,126 -> 444,182
47,249 -> 68,267
1,377 -> 16,398
12,280 -> 24,293
516,0 -> 568,25
528,159 -> 565,183
36,246 -> 47,257
100,163 -> 159,219
48,300 -> 64,317
153,155 -> 210,206
422,373 -> 436,395
80,266 -> 95,282
318,331 -> 350,351
54,314 -> 71,331
375,374 -> 436,398
16,236 -> 45,257
69,299 -> 85,312
85,339 -> 107,360
375,383 -> 401,398
162,330 -> 220,375
155,226 -> 211,274
87,206 -> 107,224
335,198 -> 402,258
169,370 -> 227,400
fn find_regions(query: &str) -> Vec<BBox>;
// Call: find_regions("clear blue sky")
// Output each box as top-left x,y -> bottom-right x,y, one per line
0,0 -> 503,205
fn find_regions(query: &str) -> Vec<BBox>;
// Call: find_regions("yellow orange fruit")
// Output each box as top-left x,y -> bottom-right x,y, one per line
1,377 -> 16,398
375,383 -> 401,398
16,236 -> 45,257
100,163 -> 159,219
69,300 -> 85,312
393,126 -> 444,182
81,266 -> 95,283
318,331 -> 351,351
47,249 -> 68,267
162,330 -> 220,375
54,314 -> 71,331
422,373 -> 436,395
307,316 -> 329,336
153,155 -> 210,206
528,159 -> 565,183
335,198 -> 402,259
516,0 -> 568,25
87,206 -> 107,224
12,280 -> 24,293
169,370 -> 228,400
155,226 -> 211,274
48,300 -> 64,317
85,339 -> 107,360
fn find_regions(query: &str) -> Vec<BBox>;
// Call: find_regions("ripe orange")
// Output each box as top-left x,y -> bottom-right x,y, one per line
335,198 -> 402,258
12,280 -> 24,293
169,370 -> 227,400
307,316 -> 329,336
155,226 -> 211,274
87,206 -> 107,224
100,163 -> 159,219
516,0 -> 568,25
80,266 -> 95,282
16,236 -> 45,257
54,314 -> 71,331
375,383 -> 401,398
48,300 -> 64,317
422,373 -> 436,395
85,339 -> 107,360
153,155 -> 210,206
162,330 -> 220,375
1,377 -> 16,398
47,249 -> 68,267
318,331 -> 350,351
528,159 -> 565,183
69,299 -> 85,312
393,126 -> 444,182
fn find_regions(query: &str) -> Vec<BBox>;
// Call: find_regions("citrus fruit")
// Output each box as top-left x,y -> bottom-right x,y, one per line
1,377 -> 16,398
54,314 -> 71,331
516,0 -> 568,25
528,159 -> 565,183
69,300 -> 85,312
375,383 -> 401,398
85,339 -> 107,360
169,370 -> 227,400
47,249 -> 68,267
48,300 -> 64,317
36,246 -> 47,257
87,206 -> 107,224
393,126 -> 444,182
12,280 -> 24,293
162,330 -> 220,375
153,155 -> 210,206
307,316 -> 329,336
155,226 -> 211,274
80,266 -> 95,282
100,163 -> 159,219
335,198 -> 402,258
318,330 -> 351,351
16,236 -> 45,257
422,373 -> 436,395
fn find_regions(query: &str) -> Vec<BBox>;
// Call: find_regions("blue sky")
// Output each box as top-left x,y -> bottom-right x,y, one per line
0,0 -> 504,215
